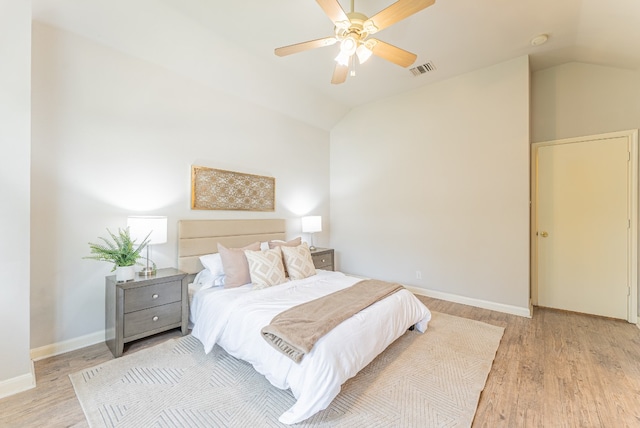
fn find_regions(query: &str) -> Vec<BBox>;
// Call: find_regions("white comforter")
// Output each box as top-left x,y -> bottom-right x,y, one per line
190,270 -> 432,424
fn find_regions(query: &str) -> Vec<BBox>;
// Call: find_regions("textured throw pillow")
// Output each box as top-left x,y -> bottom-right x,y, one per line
217,242 -> 260,288
268,236 -> 302,250
245,247 -> 287,290
281,242 -> 317,281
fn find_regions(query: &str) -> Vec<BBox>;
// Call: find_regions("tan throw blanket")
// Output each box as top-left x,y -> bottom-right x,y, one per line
261,279 -> 404,363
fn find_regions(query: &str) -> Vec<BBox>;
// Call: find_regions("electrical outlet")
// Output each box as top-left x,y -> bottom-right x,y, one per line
416,271 -> 422,280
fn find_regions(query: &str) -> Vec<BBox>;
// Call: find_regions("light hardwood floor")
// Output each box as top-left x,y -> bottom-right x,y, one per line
2,297 -> 640,427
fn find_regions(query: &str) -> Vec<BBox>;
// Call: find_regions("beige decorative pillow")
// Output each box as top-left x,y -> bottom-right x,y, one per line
217,242 -> 260,288
268,237 -> 302,249
245,247 -> 286,290
268,237 -> 302,277
281,242 -> 317,281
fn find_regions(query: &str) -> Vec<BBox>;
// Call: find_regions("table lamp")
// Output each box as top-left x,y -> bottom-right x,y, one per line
301,216 -> 322,251
127,216 -> 167,276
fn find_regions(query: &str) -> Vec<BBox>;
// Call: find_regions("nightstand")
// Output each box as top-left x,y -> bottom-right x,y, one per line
105,268 -> 188,358
310,247 -> 335,271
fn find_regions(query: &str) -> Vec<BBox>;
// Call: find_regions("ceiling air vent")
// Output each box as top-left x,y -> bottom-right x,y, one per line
410,61 -> 436,76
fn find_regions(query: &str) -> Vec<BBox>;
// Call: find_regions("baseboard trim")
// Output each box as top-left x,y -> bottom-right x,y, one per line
30,330 -> 105,361
0,362 -> 35,399
406,285 -> 532,318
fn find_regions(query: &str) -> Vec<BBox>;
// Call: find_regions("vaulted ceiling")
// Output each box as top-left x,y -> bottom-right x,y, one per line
32,0 -> 640,130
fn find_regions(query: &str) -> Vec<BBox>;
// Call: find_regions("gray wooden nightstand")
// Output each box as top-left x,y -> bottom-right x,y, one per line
105,267 -> 188,358
310,247 -> 335,271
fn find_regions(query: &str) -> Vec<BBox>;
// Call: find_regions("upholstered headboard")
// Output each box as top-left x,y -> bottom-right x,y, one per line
178,219 -> 286,276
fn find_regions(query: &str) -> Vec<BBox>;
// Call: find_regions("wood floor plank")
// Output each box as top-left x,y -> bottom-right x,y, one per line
2,298 -> 640,427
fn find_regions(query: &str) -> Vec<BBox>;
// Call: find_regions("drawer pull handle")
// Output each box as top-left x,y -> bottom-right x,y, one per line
152,316 -> 159,322
152,294 -> 159,299
321,258 -> 326,262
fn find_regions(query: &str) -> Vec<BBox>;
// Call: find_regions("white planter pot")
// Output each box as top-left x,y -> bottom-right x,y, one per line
115,265 -> 135,282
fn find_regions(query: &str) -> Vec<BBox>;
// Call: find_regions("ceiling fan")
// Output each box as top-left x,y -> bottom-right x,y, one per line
275,0 -> 435,84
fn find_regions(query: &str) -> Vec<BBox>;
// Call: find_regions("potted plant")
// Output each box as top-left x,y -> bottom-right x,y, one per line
85,227 -> 151,282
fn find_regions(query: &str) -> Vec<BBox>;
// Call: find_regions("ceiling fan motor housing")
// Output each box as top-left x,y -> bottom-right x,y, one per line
335,12 -> 376,43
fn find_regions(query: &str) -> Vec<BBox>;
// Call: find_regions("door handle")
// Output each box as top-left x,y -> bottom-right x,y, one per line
539,231 -> 549,238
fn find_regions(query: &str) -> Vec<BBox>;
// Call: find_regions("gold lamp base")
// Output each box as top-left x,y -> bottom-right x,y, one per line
137,244 -> 157,277
138,267 -> 156,277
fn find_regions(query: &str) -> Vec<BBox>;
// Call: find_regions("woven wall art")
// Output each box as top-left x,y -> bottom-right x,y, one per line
191,166 -> 275,211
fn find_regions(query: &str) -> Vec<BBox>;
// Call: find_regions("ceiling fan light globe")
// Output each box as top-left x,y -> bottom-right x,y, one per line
335,51 -> 351,66
356,44 -> 373,64
340,36 -> 358,55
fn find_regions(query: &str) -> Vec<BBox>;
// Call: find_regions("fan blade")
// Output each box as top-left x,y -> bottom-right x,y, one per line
366,0 -> 435,34
316,0 -> 349,25
370,39 -> 417,67
331,63 -> 349,84
275,37 -> 337,57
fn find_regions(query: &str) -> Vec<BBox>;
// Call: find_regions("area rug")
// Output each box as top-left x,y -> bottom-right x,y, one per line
70,311 -> 504,427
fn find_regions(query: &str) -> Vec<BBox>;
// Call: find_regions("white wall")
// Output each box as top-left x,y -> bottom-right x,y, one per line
330,56 -> 530,315
30,23 -> 331,354
0,0 -> 34,397
532,62 -> 640,143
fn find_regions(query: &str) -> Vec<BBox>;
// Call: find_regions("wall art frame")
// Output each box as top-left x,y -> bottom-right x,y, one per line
191,166 -> 275,211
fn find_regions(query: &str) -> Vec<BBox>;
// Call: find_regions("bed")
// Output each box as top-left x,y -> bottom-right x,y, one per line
179,219 -> 432,424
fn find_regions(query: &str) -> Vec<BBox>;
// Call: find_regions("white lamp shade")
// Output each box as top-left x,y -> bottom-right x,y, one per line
127,216 -> 168,245
301,216 -> 322,233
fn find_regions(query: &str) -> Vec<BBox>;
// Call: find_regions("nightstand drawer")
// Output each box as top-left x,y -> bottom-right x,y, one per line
312,252 -> 334,270
124,281 -> 181,313
124,302 -> 182,338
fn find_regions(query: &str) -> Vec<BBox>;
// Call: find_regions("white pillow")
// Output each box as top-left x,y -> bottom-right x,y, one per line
281,242 -> 317,281
244,247 -> 286,290
199,253 -> 225,277
192,268 -> 225,291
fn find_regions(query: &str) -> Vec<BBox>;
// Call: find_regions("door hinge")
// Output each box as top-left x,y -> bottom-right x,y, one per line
629,151 -> 631,161
629,219 -> 631,229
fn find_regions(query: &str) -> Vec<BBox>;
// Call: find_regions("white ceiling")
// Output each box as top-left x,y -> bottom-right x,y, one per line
32,0 -> 640,130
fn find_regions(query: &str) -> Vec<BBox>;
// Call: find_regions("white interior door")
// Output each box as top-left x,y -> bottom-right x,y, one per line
535,134 -> 634,320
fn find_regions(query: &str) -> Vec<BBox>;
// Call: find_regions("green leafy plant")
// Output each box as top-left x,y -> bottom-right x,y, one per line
84,227 -> 151,271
